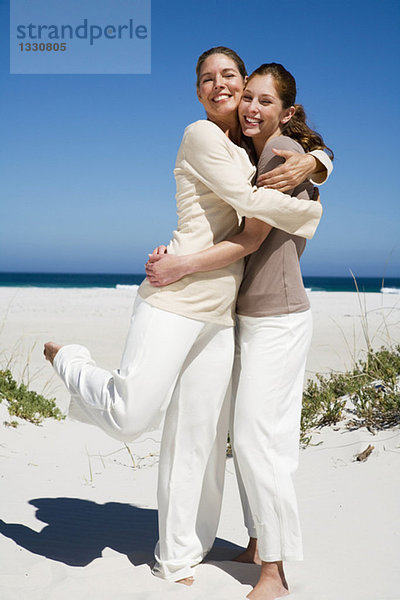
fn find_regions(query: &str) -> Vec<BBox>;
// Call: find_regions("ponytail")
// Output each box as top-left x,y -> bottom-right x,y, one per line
283,104 -> 334,160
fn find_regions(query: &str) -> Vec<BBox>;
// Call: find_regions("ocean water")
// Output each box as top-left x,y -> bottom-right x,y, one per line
0,272 -> 399,294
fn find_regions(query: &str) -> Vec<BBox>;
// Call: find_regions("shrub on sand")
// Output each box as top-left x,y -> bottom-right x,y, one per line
301,345 -> 400,446
0,369 -> 64,425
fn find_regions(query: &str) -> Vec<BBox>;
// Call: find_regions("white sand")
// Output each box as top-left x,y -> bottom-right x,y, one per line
0,287 -> 399,600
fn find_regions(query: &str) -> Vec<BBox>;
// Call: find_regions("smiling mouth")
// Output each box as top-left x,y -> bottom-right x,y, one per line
243,116 -> 262,125
212,94 -> 232,103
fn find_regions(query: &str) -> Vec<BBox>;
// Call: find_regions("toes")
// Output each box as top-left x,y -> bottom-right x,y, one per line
176,577 -> 194,586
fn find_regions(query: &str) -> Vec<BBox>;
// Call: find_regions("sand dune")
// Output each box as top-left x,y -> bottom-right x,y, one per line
0,287 -> 399,599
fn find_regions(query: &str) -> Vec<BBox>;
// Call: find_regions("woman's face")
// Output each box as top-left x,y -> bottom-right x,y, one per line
239,74 -> 294,143
197,54 -> 245,122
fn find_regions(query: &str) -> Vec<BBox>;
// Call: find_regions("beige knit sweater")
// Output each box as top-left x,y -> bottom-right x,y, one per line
139,120 -> 325,326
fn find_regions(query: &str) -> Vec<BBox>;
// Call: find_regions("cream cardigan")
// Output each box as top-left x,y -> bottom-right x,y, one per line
139,120 -> 325,326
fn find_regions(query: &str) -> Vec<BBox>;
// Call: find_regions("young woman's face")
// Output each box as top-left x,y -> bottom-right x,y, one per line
239,74 -> 294,142
197,54 -> 245,122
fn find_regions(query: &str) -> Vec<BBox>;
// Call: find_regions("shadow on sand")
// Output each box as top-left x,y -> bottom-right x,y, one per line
0,496 -> 255,585
0,497 -> 158,567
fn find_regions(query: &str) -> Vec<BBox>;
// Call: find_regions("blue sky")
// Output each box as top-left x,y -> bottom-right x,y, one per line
1,0 -> 399,277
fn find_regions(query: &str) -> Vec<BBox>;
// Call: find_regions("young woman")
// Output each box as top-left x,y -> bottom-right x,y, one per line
145,62 -> 333,599
44,49 -> 329,586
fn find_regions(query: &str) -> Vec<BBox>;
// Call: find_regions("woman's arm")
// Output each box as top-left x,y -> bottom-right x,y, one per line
145,219 -> 271,287
145,132 -> 323,288
258,148 -> 333,191
182,121 -> 322,240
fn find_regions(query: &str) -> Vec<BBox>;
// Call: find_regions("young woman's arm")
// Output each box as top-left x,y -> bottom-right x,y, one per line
181,121 -> 322,239
146,132 -> 322,288
258,148 -> 333,190
145,218 -> 271,287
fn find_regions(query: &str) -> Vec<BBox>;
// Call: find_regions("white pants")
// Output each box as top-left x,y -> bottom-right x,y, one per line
53,295 -> 234,580
154,332 -> 232,581
232,310 -> 312,562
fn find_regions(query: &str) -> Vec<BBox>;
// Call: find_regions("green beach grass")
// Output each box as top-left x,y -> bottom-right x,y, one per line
1,345 -> 399,447
300,344 -> 400,446
0,369 -> 64,426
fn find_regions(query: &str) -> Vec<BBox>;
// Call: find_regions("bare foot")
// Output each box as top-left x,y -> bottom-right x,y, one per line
176,576 -> 194,586
44,342 -> 62,365
247,561 -> 289,600
233,537 -> 261,565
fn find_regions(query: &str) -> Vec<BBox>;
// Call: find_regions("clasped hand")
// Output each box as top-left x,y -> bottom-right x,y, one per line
145,247 -> 187,287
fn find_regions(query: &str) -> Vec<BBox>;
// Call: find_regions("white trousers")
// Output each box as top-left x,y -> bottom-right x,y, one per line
154,332 -> 232,581
53,295 -> 234,580
232,309 -> 312,562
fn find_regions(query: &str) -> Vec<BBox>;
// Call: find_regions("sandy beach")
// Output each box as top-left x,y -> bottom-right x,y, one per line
1,286 -> 399,600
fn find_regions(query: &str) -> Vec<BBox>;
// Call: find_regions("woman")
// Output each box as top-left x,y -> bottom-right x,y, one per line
44,48 -> 328,585
145,62 -> 333,599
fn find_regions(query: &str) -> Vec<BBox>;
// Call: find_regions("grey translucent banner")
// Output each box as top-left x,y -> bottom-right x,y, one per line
10,0 -> 151,74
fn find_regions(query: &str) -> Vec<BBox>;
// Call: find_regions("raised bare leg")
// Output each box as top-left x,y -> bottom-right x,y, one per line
43,342 -> 62,365
233,537 -> 261,565
247,561 -> 289,600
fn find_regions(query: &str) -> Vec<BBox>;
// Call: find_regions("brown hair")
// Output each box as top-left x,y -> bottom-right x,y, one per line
196,46 -> 247,87
248,63 -> 334,159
